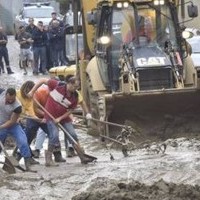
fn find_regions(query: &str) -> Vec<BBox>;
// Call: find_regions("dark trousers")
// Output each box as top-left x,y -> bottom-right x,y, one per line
52,48 -> 66,67
0,59 -> 4,73
0,46 -> 9,72
32,46 -> 47,73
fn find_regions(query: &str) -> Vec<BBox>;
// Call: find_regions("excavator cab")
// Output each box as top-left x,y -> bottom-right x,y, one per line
92,1 -> 188,92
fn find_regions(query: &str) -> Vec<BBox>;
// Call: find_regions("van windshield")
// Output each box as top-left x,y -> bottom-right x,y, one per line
24,7 -> 54,18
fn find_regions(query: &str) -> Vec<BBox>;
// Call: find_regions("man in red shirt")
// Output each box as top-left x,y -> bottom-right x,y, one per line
28,76 -> 91,166
33,85 -> 66,162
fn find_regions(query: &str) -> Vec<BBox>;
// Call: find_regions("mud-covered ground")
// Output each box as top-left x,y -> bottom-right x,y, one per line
1,37 -> 200,200
72,178 -> 200,200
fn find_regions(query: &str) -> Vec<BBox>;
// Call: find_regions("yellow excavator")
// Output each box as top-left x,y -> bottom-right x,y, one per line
50,0 -> 200,140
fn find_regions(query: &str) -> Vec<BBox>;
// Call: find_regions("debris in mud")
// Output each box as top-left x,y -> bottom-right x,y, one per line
72,178 -> 200,200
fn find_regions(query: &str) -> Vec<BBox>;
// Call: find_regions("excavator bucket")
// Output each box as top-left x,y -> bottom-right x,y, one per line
103,88 -> 200,141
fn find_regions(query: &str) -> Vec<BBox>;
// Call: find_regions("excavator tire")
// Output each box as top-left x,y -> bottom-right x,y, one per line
86,77 -> 107,135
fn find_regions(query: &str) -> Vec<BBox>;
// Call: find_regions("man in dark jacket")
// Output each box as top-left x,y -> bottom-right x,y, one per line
25,18 -> 37,36
49,20 -> 66,67
0,26 -> 14,74
32,21 -> 48,75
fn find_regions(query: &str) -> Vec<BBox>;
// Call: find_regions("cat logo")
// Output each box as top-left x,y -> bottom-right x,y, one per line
137,57 -> 166,66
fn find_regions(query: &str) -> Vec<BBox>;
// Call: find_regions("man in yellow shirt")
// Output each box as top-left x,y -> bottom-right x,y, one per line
16,80 -> 40,164
17,81 -> 36,118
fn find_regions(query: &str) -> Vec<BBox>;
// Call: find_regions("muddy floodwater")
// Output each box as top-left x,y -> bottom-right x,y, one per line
1,136 -> 200,200
1,37 -> 200,200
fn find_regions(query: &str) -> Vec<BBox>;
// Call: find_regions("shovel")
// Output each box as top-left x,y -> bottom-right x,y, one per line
73,114 -> 137,134
34,98 -> 97,164
0,141 -> 26,174
0,159 -> 15,174
100,134 -> 129,157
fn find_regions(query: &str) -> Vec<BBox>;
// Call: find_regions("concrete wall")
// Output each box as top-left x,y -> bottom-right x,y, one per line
0,0 -> 60,34
0,0 -> 23,34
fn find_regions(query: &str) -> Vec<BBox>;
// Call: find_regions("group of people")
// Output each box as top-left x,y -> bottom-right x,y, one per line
0,12 -> 67,76
0,75 -> 92,171
17,12 -> 67,75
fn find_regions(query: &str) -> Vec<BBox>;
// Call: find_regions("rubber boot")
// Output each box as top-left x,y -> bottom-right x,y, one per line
6,67 -> 14,74
29,157 -> 40,165
53,151 -> 66,163
24,157 -> 37,172
13,151 -> 22,161
24,157 -> 32,171
24,157 -> 37,173
45,150 -> 59,167
45,145 -> 59,167
66,147 -> 77,158
32,149 -> 40,159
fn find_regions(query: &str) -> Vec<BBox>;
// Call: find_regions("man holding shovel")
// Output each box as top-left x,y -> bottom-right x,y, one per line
17,80 -> 66,163
28,75 -> 95,166
0,88 -> 34,171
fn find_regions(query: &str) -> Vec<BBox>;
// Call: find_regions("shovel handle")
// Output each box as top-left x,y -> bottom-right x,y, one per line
0,141 -> 9,157
100,134 -> 124,146
33,98 -> 97,163
33,98 -> 77,145
74,114 -> 126,129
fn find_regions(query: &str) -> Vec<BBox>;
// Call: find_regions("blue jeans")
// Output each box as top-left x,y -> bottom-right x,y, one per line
35,128 -> 46,150
25,118 -> 49,145
62,122 -> 78,150
46,120 -> 78,148
0,123 -> 31,158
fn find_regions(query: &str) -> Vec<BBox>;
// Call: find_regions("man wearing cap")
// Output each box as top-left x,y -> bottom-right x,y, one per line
18,26 -> 34,75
